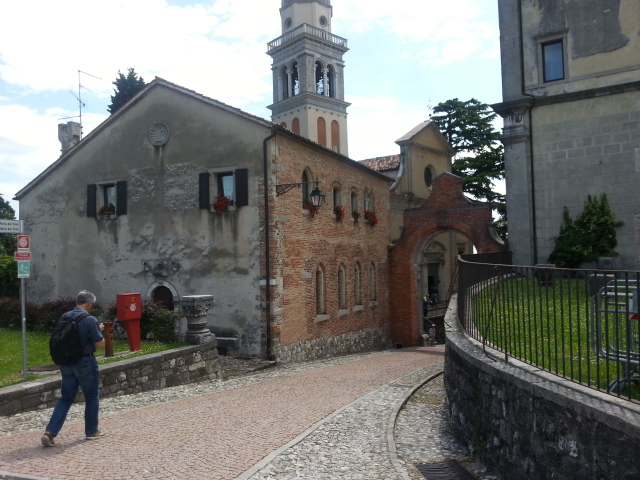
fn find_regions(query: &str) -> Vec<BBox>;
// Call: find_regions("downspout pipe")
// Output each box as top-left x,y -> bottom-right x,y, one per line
518,0 -> 539,265
263,129 -> 278,360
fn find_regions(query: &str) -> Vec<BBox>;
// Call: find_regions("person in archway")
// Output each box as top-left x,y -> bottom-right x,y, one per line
429,285 -> 439,305
422,293 -> 430,319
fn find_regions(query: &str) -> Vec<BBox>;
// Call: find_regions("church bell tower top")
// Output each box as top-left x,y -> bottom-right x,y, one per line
280,0 -> 333,32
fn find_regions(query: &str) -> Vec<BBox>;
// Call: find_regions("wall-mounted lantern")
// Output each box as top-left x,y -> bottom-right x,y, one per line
275,177 -> 325,208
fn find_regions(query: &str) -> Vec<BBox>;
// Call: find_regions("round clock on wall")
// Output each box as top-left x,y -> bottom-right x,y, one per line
148,121 -> 170,146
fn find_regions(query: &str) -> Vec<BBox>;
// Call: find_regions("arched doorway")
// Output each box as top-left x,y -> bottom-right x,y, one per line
388,173 -> 505,347
152,285 -> 174,310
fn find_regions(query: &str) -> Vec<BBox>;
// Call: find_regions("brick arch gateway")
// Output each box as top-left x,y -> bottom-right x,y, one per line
388,173 -> 505,347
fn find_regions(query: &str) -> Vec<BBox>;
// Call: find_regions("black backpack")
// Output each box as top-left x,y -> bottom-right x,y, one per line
49,312 -> 90,366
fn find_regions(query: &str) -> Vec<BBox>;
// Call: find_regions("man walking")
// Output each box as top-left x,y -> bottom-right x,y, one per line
41,290 -> 106,446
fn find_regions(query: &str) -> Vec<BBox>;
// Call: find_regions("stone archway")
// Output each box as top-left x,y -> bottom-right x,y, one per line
388,173 -> 505,347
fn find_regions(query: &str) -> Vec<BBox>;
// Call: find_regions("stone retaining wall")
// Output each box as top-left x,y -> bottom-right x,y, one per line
445,299 -> 640,480
274,326 -> 391,363
0,343 -> 221,417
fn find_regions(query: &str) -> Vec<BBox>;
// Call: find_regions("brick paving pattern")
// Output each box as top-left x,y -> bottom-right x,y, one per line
0,348 -> 445,480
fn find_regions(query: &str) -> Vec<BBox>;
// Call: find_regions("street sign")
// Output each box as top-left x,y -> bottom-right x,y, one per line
17,261 -> 30,278
0,219 -> 21,233
14,252 -> 31,261
17,235 -> 30,251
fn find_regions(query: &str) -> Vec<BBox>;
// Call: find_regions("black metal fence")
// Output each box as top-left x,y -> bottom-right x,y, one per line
457,255 -> 640,402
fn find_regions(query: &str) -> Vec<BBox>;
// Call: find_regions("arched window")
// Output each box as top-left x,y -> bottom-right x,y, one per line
333,185 -> 342,208
292,117 -> 300,134
369,262 -> 377,302
316,266 -> 325,315
315,61 -> 324,95
365,189 -> 375,212
292,62 -> 299,95
280,66 -> 289,100
317,117 -> 327,146
424,166 -> 433,187
327,65 -> 335,98
301,170 -> 310,202
351,192 -> 359,219
354,262 -> 362,305
338,263 -> 347,310
331,120 -> 340,152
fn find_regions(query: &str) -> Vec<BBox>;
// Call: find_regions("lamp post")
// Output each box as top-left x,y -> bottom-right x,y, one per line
275,177 -> 325,208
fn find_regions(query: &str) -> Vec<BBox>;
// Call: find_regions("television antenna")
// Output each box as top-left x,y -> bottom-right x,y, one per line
59,70 -> 102,138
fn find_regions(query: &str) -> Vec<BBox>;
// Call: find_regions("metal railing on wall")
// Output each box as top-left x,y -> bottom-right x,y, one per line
457,256 -> 640,403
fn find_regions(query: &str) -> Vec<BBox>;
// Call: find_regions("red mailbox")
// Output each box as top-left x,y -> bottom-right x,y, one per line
116,293 -> 142,351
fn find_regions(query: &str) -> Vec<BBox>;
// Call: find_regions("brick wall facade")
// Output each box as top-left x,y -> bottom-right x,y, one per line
265,134 -> 392,362
389,173 -> 504,347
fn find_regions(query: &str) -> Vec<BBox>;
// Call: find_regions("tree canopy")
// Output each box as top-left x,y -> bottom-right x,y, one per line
0,195 -> 19,297
0,195 -> 16,256
107,68 -> 147,115
430,98 -> 506,238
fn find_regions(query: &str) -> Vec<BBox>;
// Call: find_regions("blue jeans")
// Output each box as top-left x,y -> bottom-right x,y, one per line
46,356 -> 100,437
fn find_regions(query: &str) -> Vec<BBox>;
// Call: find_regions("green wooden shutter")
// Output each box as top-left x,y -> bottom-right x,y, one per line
116,181 -> 127,215
199,172 -> 210,209
87,184 -> 97,217
234,168 -> 248,207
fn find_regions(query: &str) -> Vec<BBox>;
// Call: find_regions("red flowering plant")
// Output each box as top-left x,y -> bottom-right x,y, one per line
352,210 -> 360,223
302,200 -> 320,216
364,210 -> 378,225
212,195 -> 231,215
333,205 -> 345,221
98,203 -> 116,217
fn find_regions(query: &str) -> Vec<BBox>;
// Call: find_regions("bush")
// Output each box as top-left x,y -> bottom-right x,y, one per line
549,194 -> 623,268
0,295 -> 179,342
0,296 -> 105,332
105,298 -> 181,343
0,255 -> 19,299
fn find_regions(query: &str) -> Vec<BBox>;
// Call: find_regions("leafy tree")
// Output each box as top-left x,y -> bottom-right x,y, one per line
0,194 -> 18,298
0,195 -> 16,256
107,68 -> 147,114
431,98 -> 506,238
548,194 -> 623,268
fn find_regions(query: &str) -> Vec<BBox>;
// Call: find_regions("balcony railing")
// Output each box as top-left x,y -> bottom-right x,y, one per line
457,255 -> 640,403
268,24 -> 348,51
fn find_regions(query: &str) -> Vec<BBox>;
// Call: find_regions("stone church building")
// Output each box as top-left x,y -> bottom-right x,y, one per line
15,0 -> 502,360
492,0 -> 640,269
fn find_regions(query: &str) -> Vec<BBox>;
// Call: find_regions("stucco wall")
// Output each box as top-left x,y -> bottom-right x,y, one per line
18,83 -> 270,356
531,92 -> 640,267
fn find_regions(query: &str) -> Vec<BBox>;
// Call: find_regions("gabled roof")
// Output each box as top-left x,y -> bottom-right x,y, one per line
16,77 -> 389,199
395,120 -> 454,155
359,154 -> 400,172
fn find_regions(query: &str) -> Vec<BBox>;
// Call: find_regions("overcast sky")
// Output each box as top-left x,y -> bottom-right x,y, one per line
0,0 -> 502,214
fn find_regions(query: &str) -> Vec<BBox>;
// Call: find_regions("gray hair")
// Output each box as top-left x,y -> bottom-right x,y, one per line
76,290 -> 97,305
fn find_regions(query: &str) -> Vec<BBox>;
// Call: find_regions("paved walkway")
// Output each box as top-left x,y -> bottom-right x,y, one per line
0,347 -> 497,480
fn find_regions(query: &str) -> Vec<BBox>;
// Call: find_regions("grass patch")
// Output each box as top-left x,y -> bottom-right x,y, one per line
0,329 -> 184,388
471,277 -> 640,400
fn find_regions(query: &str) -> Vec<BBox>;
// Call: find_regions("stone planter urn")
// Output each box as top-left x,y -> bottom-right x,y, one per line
182,295 -> 216,345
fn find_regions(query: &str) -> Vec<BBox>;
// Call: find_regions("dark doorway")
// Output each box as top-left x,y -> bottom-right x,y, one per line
153,286 -> 174,310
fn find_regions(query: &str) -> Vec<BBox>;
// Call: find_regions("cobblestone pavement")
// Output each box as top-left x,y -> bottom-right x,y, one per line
0,347 -> 497,480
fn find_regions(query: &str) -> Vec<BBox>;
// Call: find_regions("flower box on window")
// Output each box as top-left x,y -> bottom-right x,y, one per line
364,210 -> 378,225
303,200 -> 320,216
333,205 -> 345,222
352,210 -> 360,223
98,203 -> 116,219
212,195 -> 231,215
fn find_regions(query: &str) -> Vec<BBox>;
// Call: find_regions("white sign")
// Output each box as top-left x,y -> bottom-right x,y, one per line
0,219 -> 21,234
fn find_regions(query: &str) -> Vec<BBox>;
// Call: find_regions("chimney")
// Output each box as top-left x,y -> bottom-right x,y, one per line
58,121 -> 82,154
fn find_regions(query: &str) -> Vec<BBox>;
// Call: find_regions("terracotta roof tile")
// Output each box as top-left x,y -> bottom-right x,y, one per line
359,154 -> 400,172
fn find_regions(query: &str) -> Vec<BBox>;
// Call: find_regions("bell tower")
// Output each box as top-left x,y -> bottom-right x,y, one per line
267,0 -> 350,156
